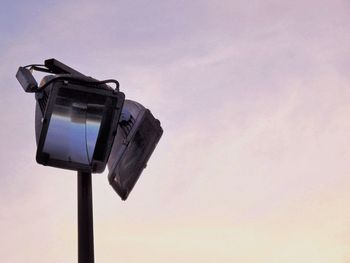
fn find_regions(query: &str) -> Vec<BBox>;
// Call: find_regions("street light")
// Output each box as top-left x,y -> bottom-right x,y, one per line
16,58 -> 163,263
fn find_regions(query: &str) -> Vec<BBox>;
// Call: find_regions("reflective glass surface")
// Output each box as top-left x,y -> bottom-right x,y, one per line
43,88 -> 105,165
109,113 -> 162,200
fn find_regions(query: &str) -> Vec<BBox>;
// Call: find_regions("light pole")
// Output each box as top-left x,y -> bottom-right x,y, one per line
16,59 -> 163,263
78,171 -> 94,263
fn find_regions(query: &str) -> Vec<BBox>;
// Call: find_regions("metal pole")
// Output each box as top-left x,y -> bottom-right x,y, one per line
78,171 -> 94,263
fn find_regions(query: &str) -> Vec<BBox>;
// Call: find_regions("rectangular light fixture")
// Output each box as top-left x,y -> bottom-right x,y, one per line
108,100 -> 163,200
36,79 -> 125,173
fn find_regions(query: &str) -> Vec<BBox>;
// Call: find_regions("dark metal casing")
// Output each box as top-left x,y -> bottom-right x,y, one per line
15,67 -> 38,92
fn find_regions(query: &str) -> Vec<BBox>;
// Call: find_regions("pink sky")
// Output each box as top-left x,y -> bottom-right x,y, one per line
1,0 -> 350,262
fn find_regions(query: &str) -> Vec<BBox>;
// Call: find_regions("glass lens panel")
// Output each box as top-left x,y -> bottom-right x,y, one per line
43,88 -> 106,165
111,114 -> 162,199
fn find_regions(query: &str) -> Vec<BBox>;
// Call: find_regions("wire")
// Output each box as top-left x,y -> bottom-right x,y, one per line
30,66 -> 52,73
24,64 -> 46,68
39,75 -> 120,91
23,63 -> 120,91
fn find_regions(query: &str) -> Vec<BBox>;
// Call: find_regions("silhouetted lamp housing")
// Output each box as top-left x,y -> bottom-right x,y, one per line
108,100 -> 163,200
16,59 -> 163,200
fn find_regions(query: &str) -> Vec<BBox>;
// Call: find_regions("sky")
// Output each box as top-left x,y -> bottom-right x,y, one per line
1,0 -> 350,262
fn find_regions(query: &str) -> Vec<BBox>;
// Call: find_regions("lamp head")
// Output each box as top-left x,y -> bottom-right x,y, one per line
16,58 -> 163,200
108,100 -> 163,200
17,59 -> 125,173
35,76 -> 124,173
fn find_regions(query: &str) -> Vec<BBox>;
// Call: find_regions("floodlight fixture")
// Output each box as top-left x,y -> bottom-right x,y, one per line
108,100 -> 163,200
16,58 -> 163,263
17,59 -> 125,173
35,76 -> 124,173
